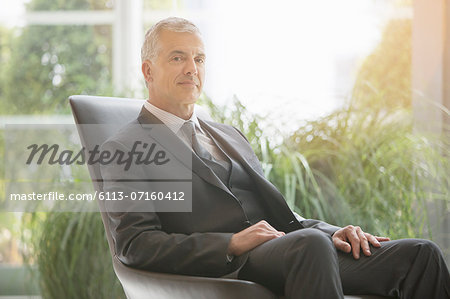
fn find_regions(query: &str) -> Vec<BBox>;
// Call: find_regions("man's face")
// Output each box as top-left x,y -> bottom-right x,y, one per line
145,30 -> 205,107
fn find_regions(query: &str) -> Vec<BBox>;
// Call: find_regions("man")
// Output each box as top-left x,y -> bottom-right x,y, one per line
100,17 -> 450,298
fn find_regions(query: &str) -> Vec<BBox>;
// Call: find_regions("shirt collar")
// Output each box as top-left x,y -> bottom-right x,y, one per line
143,100 -> 204,134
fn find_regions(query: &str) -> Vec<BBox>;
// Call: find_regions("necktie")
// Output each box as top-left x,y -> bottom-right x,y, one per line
180,121 -> 213,160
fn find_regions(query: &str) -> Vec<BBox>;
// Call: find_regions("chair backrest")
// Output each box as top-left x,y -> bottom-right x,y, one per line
70,95 -> 146,257
69,95 -> 212,257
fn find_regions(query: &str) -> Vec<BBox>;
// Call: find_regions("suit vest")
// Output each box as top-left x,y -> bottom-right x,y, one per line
198,128 -> 270,226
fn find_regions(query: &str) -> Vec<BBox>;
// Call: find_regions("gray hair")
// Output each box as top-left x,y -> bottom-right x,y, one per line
141,17 -> 201,63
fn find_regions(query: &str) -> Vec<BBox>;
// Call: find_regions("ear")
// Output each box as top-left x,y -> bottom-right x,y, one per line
142,60 -> 153,83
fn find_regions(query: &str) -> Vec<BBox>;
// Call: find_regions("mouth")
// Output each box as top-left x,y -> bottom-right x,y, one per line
177,81 -> 198,87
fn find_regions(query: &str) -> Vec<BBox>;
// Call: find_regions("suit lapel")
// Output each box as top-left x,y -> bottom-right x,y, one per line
199,119 -> 258,177
137,107 -> 233,196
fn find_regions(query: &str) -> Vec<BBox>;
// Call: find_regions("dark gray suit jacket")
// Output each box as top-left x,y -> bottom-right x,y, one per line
100,107 -> 340,278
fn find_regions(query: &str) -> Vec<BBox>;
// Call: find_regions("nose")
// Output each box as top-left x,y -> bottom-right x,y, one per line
184,58 -> 198,76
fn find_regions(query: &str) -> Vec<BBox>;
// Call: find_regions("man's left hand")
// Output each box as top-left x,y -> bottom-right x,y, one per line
332,225 -> 390,259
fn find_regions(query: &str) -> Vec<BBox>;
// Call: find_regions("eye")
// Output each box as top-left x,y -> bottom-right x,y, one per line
172,56 -> 183,62
196,57 -> 205,64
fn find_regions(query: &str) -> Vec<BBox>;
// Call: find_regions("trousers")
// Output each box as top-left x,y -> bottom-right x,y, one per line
238,228 -> 450,299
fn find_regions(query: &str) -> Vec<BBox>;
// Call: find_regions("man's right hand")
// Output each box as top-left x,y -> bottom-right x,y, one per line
227,220 -> 285,256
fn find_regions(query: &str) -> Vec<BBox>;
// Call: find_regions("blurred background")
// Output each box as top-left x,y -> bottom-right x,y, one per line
0,0 -> 448,298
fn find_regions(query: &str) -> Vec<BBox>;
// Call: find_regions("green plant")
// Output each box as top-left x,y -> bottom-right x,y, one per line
280,105 -> 449,239
0,0 -> 120,294
200,94 -> 449,241
198,93 -> 265,159
22,212 -> 125,299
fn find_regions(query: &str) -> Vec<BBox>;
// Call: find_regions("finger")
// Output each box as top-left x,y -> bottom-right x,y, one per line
333,238 -> 352,253
256,227 -> 284,238
250,221 -> 271,233
258,221 -> 285,236
356,227 -> 371,256
375,236 -> 390,242
257,220 -> 278,232
366,233 -> 381,247
259,231 -> 284,242
346,227 -> 361,259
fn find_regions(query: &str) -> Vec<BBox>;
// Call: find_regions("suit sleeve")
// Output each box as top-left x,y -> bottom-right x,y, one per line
293,212 -> 341,236
100,139 -> 234,277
